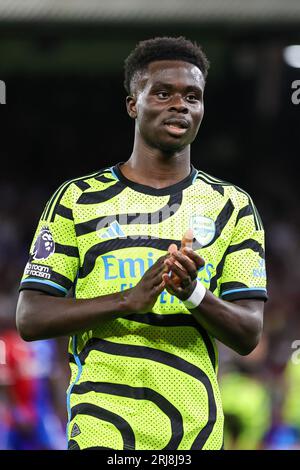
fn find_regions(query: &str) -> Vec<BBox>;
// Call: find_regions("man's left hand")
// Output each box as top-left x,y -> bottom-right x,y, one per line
163,247 -> 205,300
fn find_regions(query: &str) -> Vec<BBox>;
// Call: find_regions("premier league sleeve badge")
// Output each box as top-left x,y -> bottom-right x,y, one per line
32,226 -> 55,260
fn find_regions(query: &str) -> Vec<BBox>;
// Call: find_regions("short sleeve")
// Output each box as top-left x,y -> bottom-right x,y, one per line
219,193 -> 268,302
19,182 -> 80,297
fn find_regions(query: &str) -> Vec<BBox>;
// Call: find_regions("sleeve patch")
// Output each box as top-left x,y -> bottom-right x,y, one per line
24,262 -> 52,280
31,226 -> 55,260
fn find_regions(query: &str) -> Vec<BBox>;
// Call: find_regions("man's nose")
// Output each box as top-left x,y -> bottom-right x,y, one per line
168,94 -> 188,113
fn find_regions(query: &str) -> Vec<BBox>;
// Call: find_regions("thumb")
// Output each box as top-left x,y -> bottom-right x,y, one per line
181,228 -> 194,250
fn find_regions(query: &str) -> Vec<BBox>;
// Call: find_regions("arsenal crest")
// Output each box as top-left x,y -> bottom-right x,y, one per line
190,215 -> 216,247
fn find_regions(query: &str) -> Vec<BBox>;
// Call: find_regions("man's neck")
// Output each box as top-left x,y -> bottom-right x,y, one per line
119,142 -> 191,189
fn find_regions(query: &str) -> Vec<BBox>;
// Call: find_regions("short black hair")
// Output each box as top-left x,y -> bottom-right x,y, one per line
124,36 -> 210,95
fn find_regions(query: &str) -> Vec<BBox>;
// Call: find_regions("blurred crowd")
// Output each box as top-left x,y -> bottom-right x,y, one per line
0,183 -> 68,449
0,175 -> 299,450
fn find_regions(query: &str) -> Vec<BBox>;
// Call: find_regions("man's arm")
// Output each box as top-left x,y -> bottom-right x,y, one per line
16,255 -> 168,341
163,248 -> 264,355
187,292 -> 263,356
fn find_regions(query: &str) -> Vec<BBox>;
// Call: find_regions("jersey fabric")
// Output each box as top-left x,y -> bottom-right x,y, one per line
19,163 -> 268,450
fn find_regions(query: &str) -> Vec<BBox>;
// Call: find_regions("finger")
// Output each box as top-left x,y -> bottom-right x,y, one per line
181,228 -> 194,250
166,245 -> 182,270
162,272 -> 173,287
161,260 -> 171,274
164,256 -> 185,272
162,276 -> 175,296
157,261 -> 169,277
163,263 -> 182,286
153,269 -> 169,286
181,247 -> 205,269
170,251 -> 198,278
150,255 -> 169,275
169,264 -> 189,279
155,279 -> 166,294
147,265 -> 163,280
168,261 -> 191,284
162,272 -> 182,295
168,243 -> 179,255
164,258 -> 180,269
156,254 -> 169,265
164,256 -> 174,266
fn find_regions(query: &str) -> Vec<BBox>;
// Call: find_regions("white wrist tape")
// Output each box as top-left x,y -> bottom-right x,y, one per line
183,280 -> 206,309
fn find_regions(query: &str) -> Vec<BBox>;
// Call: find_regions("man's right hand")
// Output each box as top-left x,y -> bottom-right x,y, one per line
126,254 -> 170,314
17,254 -> 171,340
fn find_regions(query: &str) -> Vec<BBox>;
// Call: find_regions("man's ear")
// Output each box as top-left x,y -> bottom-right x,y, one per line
126,95 -> 137,119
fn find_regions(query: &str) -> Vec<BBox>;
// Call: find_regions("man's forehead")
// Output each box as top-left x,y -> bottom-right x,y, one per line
144,60 -> 204,87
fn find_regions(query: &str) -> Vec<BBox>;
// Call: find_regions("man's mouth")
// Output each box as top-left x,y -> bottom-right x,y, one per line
163,118 -> 190,136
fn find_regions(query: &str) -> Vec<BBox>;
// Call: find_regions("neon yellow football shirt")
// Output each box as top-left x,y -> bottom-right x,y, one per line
20,163 -> 267,450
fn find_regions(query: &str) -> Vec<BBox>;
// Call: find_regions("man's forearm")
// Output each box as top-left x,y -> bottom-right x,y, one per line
17,255 -> 168,341
189,290 -> 263,355
16,289 -> 133,341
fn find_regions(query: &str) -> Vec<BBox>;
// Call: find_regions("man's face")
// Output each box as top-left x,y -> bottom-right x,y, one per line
127,60 -> 205,153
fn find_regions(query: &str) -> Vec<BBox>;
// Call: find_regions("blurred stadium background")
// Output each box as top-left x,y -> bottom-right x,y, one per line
1,0 -> 300,450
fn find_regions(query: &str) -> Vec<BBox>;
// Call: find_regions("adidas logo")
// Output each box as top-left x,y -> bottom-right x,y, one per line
71,423 -> 81,438
101,220 -> 126,239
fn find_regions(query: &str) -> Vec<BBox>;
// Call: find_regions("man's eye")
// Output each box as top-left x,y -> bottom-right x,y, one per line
157,91 -> 169,99
186,94 -> 198,102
